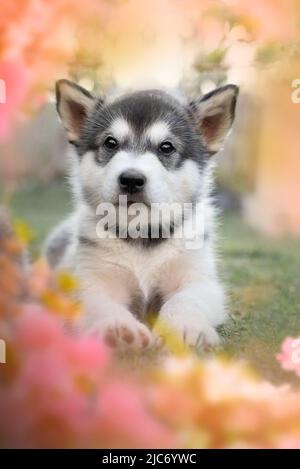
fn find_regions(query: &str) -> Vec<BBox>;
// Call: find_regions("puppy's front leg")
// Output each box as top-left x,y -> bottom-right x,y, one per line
77,283 -> 153,349
158,279 -> 227,350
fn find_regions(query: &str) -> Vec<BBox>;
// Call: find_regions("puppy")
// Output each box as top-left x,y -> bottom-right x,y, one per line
45,80 -> 238,350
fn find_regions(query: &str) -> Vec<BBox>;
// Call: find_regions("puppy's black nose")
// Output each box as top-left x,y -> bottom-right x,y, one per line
118,170 -> 146,194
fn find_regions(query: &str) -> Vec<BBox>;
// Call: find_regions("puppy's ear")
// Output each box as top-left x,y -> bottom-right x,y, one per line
190,84 -> 239,154
56,79 -> 95,144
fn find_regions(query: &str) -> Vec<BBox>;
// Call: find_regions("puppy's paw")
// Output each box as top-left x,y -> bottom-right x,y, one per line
163,316 -> 220,352
104,321 -> 153,350
83,316 -> 153,350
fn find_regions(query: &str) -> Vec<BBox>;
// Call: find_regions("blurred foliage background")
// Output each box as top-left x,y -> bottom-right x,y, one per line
2,2 -> 300,449
1,0 -> 300,236
0,0 -> 300,393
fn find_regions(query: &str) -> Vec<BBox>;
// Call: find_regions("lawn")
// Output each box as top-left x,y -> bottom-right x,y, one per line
6,181 -> 300,386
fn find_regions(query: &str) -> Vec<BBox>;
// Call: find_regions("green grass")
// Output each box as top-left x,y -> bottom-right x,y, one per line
5,182 -> 300,386
220,213 -> 300,386
5,179 -> 72,256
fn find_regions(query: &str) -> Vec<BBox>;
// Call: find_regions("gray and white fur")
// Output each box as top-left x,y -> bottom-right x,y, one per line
45,80 -> 239,350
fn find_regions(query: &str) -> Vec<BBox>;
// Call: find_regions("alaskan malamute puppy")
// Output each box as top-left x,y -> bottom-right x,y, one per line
45,80 -> 238,350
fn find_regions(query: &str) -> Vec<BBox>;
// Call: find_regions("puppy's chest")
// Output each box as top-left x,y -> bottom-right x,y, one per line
82,238 -> 185,296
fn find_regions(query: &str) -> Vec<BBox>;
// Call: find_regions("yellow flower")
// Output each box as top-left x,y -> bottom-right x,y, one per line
56,270 -> 79,293
13,219 -> 35,245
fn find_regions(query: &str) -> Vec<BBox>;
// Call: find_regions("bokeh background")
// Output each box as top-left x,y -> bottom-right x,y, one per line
1,0 -> 300,449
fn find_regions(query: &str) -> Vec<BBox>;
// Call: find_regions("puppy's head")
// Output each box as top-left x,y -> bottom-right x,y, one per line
56,80 -> 238,209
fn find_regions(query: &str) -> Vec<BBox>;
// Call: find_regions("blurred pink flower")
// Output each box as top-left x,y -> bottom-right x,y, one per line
0,302 -> 175,448
149,356 -> 300,448
0,60 -> 30,140
15,304 -> 65,349
96,382 -> 176,449
277,337 -> 300,376
278,436 -> 300,449
223,0 -> 297,42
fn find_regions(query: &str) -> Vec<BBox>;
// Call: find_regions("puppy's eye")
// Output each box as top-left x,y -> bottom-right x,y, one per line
159,141 -> 175,155
104,136 -> 118,150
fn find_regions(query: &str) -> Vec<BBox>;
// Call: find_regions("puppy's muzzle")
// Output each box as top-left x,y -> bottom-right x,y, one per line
118,170 -> 147,195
